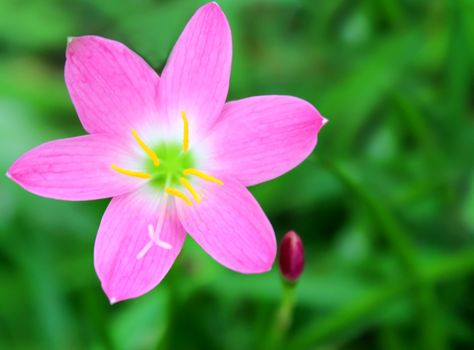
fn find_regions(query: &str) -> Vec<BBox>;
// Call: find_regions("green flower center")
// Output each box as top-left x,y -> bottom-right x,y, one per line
145,143 -> 195,188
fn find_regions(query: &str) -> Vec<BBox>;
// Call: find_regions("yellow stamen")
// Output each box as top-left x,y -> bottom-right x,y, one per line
111,164 -> 151,179
179,177 -> 201,203
132,129 -> 160,166
181,111 -> 189,152
183,168 -> 224,185
165,187 -> 193,206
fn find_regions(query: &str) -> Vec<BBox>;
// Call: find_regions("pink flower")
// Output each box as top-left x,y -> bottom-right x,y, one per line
7,2 -> 327,303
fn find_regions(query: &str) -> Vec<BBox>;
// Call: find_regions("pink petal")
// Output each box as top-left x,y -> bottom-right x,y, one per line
159,2 -> 232,143
176,175 -> 276,273
200,95 -> 326,186
7,135 -> 144,201
94,188 -> 186,303
65,36 -> 161,135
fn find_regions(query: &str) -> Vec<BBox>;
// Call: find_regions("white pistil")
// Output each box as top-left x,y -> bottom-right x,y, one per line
136,222 -> 173,259
136,240 -> 153,260
149,224 -> 172,250
136,177 -> 173,260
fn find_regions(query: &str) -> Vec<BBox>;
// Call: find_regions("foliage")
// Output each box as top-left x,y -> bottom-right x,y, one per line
1,0 -> 473,349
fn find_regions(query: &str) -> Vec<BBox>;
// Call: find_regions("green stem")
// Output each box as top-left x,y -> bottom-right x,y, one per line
263,280 -> 296,350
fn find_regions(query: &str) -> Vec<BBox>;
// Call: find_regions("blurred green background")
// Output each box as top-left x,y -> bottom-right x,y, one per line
1,0 -> 473,349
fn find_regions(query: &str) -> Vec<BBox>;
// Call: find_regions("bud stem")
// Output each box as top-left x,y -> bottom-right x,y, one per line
263,279 -> 297,350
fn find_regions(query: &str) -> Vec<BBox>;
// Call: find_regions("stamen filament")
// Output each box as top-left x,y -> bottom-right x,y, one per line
165,187 -> 193,206
179,177 -> 201,203
132,129 -> 160,166
183,168 -> 224,185
111,164 -> 151,179
181,111 -> 189,152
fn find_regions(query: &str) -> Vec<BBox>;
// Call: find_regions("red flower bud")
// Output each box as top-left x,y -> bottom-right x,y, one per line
278,230 -> 304,282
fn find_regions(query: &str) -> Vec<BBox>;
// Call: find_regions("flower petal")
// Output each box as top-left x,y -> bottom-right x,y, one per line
94,188 -> 186,303
159,2 -> 232,143
65,36 -> 161,135
7,135 -> 143,200
200,96 -> 327,186
176,175 -> 276,273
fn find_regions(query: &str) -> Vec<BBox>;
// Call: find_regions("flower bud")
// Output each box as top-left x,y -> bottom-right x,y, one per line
278,230 -> 304,282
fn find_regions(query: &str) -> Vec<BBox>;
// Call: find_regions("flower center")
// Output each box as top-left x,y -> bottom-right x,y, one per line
110,111 -> 224,258
110,111 -> 223,207
144,142 -> 194,188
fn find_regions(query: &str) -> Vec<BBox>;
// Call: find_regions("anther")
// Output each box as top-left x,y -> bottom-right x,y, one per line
183,168 -> 223,185
179,177 -> 201,203
181,111 -> 189,152
111,164 -> 151,179
165,187 -> 193,206
132,129 -> 160,166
